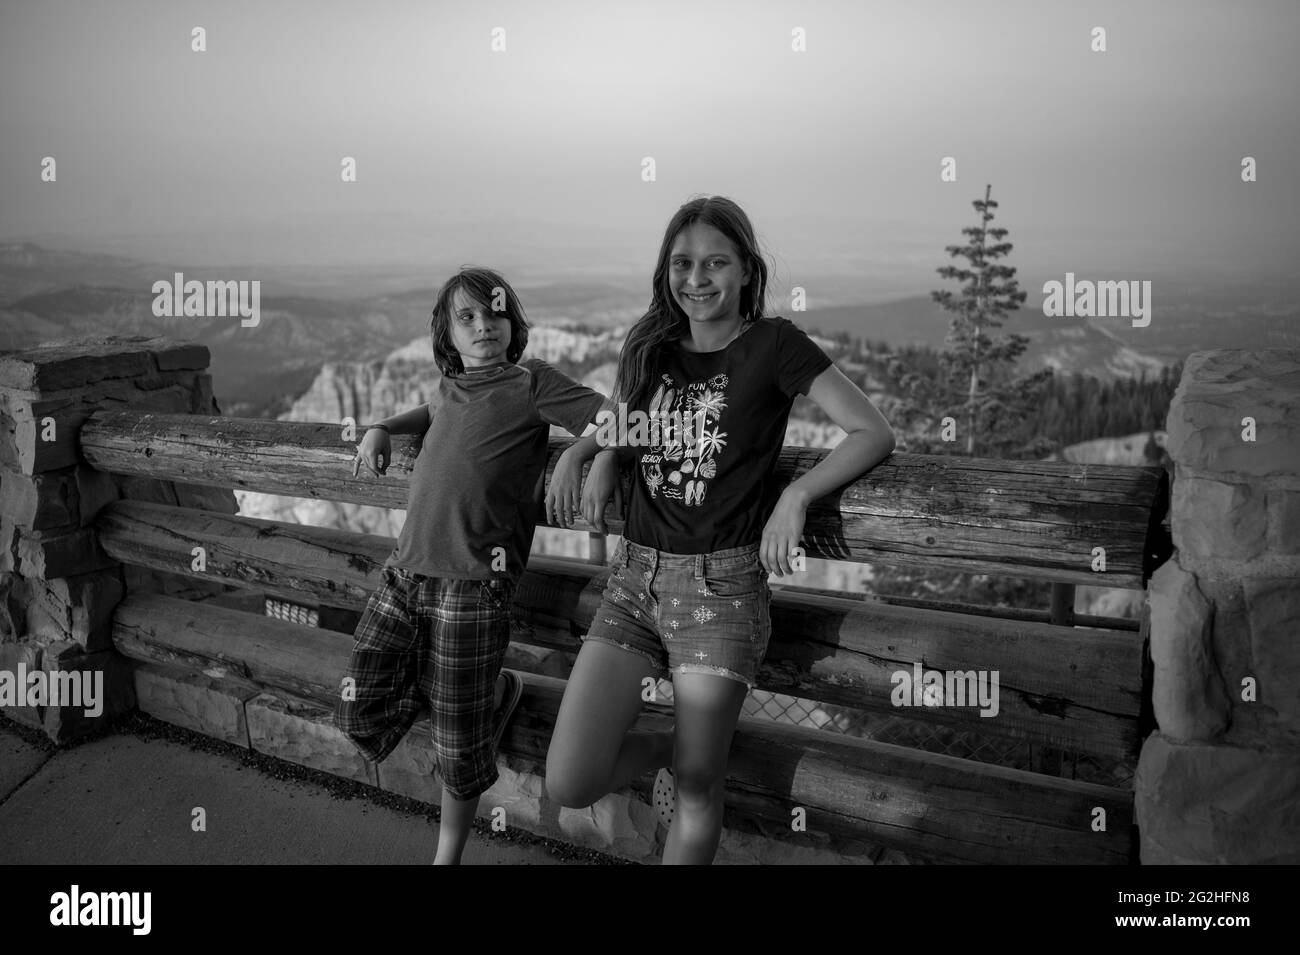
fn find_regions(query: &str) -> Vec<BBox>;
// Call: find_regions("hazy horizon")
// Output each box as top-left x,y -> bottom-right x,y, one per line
3,0 -> 1298,297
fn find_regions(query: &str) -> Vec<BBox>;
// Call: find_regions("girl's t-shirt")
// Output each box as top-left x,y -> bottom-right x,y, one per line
387,357 -> 607,580
623,315 -> 833,554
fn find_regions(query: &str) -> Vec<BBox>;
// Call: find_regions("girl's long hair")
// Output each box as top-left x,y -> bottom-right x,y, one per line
612,196 -> 769,410
429,266 -> 530,375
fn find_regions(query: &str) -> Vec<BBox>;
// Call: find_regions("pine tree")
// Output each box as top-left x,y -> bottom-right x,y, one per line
889,184 -> 1054,458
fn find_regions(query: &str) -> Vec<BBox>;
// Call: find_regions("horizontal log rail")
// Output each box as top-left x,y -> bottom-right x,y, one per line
111,592 -> 1134,864
96,500 -> 1145,759
81,410 -> 1171,588
778,582 -> 1140,632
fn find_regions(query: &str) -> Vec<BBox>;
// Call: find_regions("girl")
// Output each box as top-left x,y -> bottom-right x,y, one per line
338,266 -> 609,864
544,197 -> 896,864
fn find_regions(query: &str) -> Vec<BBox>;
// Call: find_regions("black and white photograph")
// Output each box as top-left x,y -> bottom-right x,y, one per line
1,0 -> 1296,918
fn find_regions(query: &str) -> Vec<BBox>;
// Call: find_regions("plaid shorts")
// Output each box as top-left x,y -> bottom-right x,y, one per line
334,564 -> 515,800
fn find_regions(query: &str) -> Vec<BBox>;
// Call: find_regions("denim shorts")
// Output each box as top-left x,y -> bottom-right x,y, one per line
582,539 -> 773,689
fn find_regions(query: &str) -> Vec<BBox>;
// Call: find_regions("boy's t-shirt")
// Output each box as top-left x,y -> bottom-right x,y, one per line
387,357 -> 607,581
623,315 -> 833,554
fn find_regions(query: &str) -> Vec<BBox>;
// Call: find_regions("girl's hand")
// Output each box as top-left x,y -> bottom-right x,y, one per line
546,448 -> 585,528
760,487 -> 809,577
581,449 -> 623,533
353,427 -> 391,478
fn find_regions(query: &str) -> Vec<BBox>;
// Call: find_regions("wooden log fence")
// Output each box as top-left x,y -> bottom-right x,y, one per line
79,408 -> 1170,864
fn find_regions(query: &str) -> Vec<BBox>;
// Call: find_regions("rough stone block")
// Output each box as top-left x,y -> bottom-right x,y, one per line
2,394 -> 81,473
153,342 -> 211,373
0,515 -> 16,575
1269,488 -> 1300,556
1165,349 -> 1300,477
38,644 -> 136,743
74,464 -> 120,525
0,468 -> 71,530
0,465 -> 117,532
1171,476 -> 1266,560
0,641 -> 44,728
1135,732 -> 1300,864
373,717 -> 439,803
553,782 -> 660,861
16,526 -> 116,579
1193,577 -> 1264,745
0,339 -> 157,391
246,690 -> 376,785
0,573 -> 34,641
190,372 -> 217,414
132,660 -> 259,747
1243,577 -> 1300,738
22,570 -> 124,652
1147,558 -> 1230,741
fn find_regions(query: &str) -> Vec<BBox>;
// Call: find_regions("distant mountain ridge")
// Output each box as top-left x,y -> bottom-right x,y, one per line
4,243 -> 1297,419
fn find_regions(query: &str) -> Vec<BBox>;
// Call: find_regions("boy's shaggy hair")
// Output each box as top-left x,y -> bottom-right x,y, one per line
429,266 -> 531,375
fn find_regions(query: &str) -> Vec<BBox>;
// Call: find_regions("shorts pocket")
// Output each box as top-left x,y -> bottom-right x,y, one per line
478,578 -> 514,615
702,562 -> 767,598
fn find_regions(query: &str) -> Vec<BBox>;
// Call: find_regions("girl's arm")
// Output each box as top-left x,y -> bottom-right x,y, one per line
761,365 -> 896,576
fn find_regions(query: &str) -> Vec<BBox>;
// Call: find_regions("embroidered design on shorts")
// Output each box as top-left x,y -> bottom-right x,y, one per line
692,607 -> 716,624
671,597 -> 680,607
733,600 -> 743,608
611,587 -> 627,601
669,620 -> 679,629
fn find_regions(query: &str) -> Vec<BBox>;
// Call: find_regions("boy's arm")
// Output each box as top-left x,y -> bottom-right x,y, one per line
369,403 -> 431,436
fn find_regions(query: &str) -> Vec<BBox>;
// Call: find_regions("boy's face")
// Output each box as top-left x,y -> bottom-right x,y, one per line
449,286 -> 512,368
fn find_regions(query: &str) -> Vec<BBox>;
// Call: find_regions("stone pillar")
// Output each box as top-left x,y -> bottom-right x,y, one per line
0,336 -> 238,742
1135,349 -> 1300,863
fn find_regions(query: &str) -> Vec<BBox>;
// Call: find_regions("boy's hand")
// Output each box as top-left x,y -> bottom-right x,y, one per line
353,428 -> 391,478
546,447 -> 585,528
581,449 -> 623,534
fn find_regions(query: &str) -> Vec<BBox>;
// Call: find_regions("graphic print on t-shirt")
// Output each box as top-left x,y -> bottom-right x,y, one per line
639,371 -> 729,507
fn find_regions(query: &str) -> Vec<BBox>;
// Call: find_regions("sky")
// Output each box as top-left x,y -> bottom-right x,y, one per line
2,0 -> 1297,297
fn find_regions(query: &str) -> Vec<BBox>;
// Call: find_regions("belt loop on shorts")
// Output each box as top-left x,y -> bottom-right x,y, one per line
694,552 -> 705,580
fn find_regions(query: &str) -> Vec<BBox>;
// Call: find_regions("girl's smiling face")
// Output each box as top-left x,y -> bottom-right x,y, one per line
668,223 -> 750,326
449,286 -> 512,368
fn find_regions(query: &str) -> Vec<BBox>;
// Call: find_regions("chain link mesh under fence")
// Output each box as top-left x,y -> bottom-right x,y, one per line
652,679 -> 1135,789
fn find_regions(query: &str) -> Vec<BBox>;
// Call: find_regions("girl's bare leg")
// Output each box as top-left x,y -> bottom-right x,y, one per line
661,671 -> 748,865
546,641 -> 673,807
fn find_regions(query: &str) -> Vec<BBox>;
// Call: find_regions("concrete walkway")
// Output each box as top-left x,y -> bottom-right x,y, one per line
0,715 -> 623,865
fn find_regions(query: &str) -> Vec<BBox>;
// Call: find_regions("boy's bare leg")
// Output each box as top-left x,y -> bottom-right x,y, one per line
433,788 -> 478,865
432,673 -> 511,865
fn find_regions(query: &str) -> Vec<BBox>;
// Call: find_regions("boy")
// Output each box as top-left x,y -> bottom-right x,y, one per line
337,266 -> 608,864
